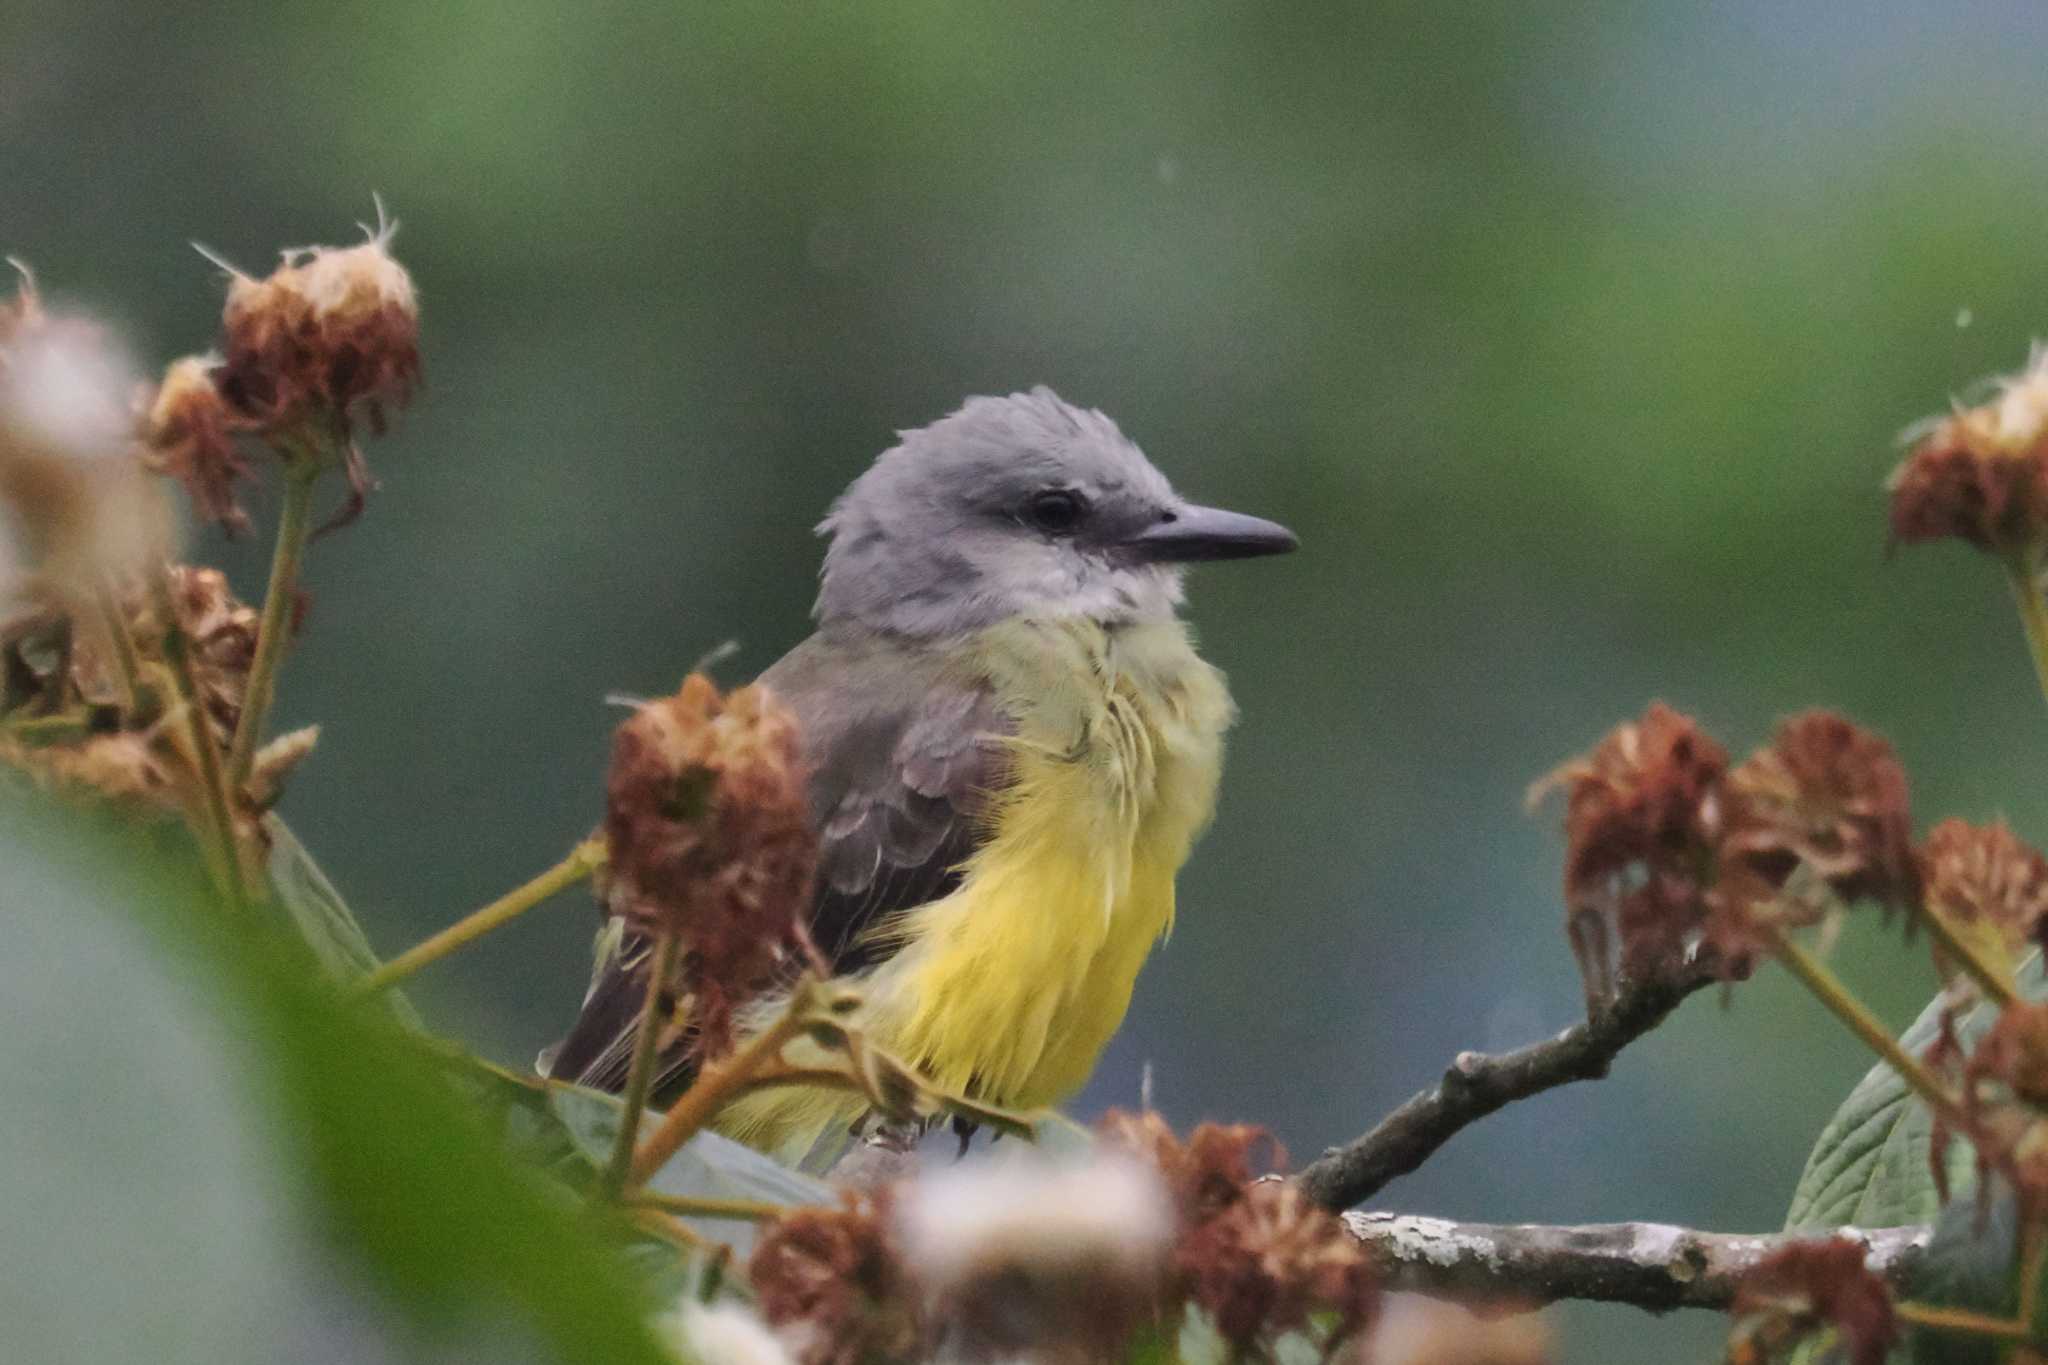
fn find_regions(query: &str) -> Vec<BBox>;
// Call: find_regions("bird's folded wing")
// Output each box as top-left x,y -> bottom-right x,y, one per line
544,631 -> 1013,1097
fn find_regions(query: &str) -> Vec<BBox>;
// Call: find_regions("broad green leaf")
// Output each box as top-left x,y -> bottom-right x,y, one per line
1785,955 -> 2046,1230
263,813 -> 422,1027
547,1081 -> 833,1258
0,798 -> 672,1365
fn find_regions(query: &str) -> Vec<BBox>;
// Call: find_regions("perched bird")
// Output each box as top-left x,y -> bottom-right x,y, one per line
546,387 -> 1294,1160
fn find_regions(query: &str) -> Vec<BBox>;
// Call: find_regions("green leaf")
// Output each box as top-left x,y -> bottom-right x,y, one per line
262,813 -> 422,1027
0,797 -> 673,1364
547,1081 -> 833,1258
1785,955 -> 2046,1231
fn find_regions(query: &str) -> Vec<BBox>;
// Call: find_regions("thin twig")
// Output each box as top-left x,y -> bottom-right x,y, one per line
350,836 -> 607,996
1918,901 -> 2021,1010
601,931 -> 679,1200
1344,1213 -> 1929,1313
629,1191 -> 789,1223
226,456 -> 319,789
1766,925 -> 1967,1130
147,563 -> 245,907
1295,968 -> 1713,1211
1894,1302 -> 2031,1341
629,984 -> 816,1186
89,576 -> 144,717
2004,548 -> 2048,718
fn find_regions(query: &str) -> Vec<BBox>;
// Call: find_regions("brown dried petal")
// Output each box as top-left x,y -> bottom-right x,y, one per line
1095,1109 -> 1281,1225
1890,348 -> 2048,551
214,226 -> 420,439
749,1191 -> 919,1365
1530,704 -> 1729,996
143,356 -> 252,535
603,673 -> 816,1054
1921,818 -> 2048,952
1178,1181 -> 1377,1351
1724,712 -> 1916,911
1728,1238 -> 1896,1365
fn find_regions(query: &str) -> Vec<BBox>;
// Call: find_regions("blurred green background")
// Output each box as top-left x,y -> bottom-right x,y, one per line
9,1 -> 2048,1356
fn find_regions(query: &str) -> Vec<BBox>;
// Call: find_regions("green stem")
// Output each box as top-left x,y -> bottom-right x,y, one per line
226,457 -> 319,790
629,982 -> 816,1186
1893,1302 -> 2031,1341
1918,901 -> 2021,1010
2003,546 -> 2048,717
90,576 -> 144,718
350,837 -> 607,996
601,931 -> 680,1200
1765,925 -> 1966,1128
628,1191 -> 787,1223
149,565 -> 246,910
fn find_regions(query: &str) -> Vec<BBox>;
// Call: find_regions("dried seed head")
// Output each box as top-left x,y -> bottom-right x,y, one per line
143,355 -> 251,535
749,1191 -> 920,1365
1890,345 -> 2048,551
214,215 -> 420,437
0,729 -> 179,816
1178,1180 -> 1378,1353
1727,1238 -> 1896,1365
1920,818 -> 2048,951
1723,712 -> 1917,912
603,673 -> 816,1055
1966,1001 -> 2048,1112
896,1154 -> 1175,1360
0,273 -> 172,592
1096,1109 -> 1280,1225
1529,704 -> 1729,996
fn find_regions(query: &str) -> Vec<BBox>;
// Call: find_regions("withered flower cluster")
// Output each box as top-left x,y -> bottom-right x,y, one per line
0,215 -> 416,887
1098,1109 -> 1379,1355
748,1190 -> 920,1365
1535,705 -> 1928,1001
603,673 -> 818,1055
144,217 -> 420,535
1727,1238 -> 1897,1365
1890,345 -> 2048,553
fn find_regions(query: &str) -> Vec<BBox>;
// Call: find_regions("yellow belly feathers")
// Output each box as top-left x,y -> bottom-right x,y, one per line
720,615 -> 1233,1158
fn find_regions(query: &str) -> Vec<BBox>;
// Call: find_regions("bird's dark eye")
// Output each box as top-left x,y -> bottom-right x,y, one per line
1026,489 -> 1087,535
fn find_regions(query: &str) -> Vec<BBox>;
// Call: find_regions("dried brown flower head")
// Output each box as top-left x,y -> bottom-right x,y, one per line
1921,818 -> 2048,952
1891,346 -> 2048,551
0,729 -> 179,816
1096,1109 -> 1281,1225
749,1191 -> 920,1365
143,355 -> 252,535
214,216 -> 420,438
1178,1180 -> 1377,1352
1723,712 -> 1917,911
604,673 -> 817,1054
1966,1001 -> 2048,1112
1530,703 -> 1729,997
1727,1238 -> 1896,1365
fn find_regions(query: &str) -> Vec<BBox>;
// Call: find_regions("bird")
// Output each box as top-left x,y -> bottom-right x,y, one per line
545,387 -> 1295,1161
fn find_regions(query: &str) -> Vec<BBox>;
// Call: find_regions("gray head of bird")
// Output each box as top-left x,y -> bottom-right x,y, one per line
815,387 -> 1296,637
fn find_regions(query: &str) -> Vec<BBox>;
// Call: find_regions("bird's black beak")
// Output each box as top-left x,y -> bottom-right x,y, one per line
1123,502 -> 1299,563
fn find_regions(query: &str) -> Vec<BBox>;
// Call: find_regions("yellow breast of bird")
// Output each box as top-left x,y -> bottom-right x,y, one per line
869,614 -> 1235,1109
